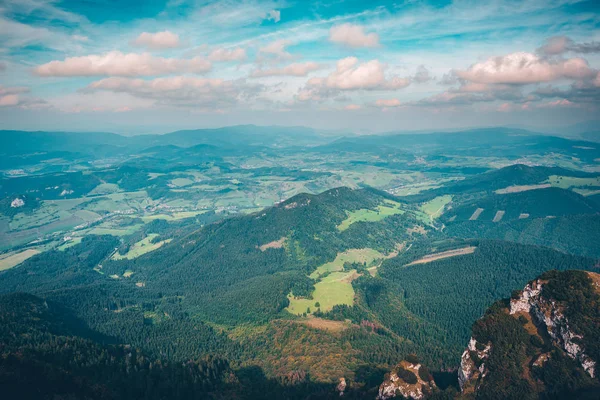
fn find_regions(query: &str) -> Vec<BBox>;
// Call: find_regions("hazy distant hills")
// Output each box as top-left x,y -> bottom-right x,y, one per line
0,125 -> 328,168
2,126 -> 600,169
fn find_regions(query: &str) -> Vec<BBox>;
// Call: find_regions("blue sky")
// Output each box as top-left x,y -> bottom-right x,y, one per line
0,0 -> 599,134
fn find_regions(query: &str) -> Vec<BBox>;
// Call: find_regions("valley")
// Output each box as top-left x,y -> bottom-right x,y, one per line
1,126 -> 600,398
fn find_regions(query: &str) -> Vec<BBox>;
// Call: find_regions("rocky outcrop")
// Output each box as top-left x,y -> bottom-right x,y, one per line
459,271 -> 599,396
509,279 -> 596,378
458,337 -> 491,392
10,197 -> 24,208
336,377 -> 346,396
378,360 -> 436,400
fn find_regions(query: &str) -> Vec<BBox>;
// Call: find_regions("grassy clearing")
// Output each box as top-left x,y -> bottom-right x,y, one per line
495,184 -> 551,194
419,195 -> 453,221
0,249 -> 40,271
469,208 -> 484,221
169,177 -> 195,187
406,246 -> 477,266
73,210 -> 102,222
546,175 -> 600,189
259,237 -> 286,251
287,246 -> 403,315
337,200 -> 404,232
309,248 -> 386,279
492,210 -> 505,222
148,172 -> 165,180
86,224 -> 144,237
573,188 -> 600,197
286,270 -> 358,315
112,234 -> 172,260
88,183 -> 121,195
141,210 -> 207,222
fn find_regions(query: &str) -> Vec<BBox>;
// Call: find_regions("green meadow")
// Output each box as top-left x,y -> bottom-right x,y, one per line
337,200 -> 404,232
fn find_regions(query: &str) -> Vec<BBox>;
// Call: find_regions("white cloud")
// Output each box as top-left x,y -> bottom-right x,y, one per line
296,58 -> 410,102
456,52 -> 596,84
132,31 -> 181,50
0,84 -> 47,108
375,99 -> 401,107
208,47 -> 247,62
258,39 -> 293,62
266,9 -> 280,23
250,62 -> 321,78
0,94 -> 19,107
84,76 -> 263,109
323,57 -> 409,90
540,99 -> 574,108
344,104 -> 361,110
329,24 -> 379,48
34,51 -> 212,77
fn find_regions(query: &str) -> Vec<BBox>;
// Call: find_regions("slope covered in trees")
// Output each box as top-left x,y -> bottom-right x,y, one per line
1,183 -> 599,395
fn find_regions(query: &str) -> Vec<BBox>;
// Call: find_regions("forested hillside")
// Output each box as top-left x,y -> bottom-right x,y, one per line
2,183 -> 599,396
2,125 -> 600,399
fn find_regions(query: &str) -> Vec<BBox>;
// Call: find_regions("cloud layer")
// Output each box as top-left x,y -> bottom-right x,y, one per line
85,76 -> 263,108
35,52 -> 212,77
538,36 -> 600,55
208,47 -> 247,62
251,62 -> 321,77
456,52 -> 596,84
329,24 -> 380,48
132,31 -> 181,50
320,57 -> 409,90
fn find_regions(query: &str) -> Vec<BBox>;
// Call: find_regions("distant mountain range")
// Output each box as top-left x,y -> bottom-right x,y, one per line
2,125 -> 600,170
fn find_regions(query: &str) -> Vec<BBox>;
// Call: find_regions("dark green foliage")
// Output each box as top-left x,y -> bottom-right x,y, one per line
446,213 -> 600,257
0,171 -> 102,200
540,270 -> 600,364
532,350 -> 598,399
0,194 -> 40,217
464,270 -> 600,399
377,240 -> 597,367
418,365 -> 432,382
404,354 -> 420,364
0,293 -> 341,400
395,366 -> 418,384
445,187 -> 599,223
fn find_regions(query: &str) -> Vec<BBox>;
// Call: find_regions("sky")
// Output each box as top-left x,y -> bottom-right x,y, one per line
0,0 -> 599,134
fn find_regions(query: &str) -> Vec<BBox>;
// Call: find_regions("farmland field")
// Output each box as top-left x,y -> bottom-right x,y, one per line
0,249 -> 40,271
